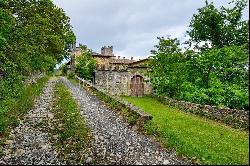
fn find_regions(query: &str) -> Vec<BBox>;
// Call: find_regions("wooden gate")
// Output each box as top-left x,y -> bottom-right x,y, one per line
130,75 -> 144,96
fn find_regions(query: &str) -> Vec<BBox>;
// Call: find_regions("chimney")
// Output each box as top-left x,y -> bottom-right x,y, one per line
118,56 -> 120,59
131,57 -> 133,60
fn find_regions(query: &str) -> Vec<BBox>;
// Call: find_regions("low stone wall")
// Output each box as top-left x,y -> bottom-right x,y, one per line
153,94 -> 249,130
75,76 -> 152,127
112,96 -> 153,123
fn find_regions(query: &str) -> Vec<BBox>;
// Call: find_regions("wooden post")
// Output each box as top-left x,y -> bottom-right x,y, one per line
106,72 -> 109,92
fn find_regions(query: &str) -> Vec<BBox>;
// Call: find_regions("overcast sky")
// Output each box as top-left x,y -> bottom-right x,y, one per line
53,0 -> 249,60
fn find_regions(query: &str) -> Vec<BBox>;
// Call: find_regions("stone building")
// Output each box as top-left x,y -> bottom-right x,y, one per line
69,44 -> 152,96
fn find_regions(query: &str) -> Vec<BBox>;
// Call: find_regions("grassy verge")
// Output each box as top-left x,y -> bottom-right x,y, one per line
122,96 -> 249,165
0,76 -> 50,138
52,82 -> 92,164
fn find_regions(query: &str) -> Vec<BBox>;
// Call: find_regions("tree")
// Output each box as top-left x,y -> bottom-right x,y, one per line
149,37 -> 188,97
75,45 -> 97,81
149,37 -> 249,109
187,0 -> 249,50
5,0 -> 76,74
148,0 -> 249,109
60,64 -> 68,76
0,0 -> 76,100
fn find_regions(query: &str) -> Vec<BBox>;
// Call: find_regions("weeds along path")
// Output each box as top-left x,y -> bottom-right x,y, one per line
61,77 -> 190,165
0,78 -> 64,165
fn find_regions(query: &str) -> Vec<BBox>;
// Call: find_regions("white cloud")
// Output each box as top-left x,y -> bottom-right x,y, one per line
53,0 -> 249,59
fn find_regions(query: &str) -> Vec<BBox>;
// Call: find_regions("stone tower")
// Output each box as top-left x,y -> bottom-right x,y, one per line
101,46 -> 114,56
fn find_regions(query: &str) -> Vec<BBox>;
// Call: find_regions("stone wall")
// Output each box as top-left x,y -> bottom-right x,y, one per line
153,94 -> 249,130
94,70 -> 152,96
94,57 -> 111,65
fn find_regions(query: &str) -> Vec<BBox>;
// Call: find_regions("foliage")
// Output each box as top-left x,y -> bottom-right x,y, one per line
187,0 -> 249,50
52,83 -> 91,164
0,76 -> 49,136
123,96 -> 249,165
0,0 -> 76,107
60,64 -> 68,76
75,45 -> 97,81
149,37 -> 187,98
149,37 -> 249,109
149,0 -> 249,110
67,72 -> 75,79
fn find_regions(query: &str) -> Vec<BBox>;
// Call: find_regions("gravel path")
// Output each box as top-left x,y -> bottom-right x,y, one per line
0,78 -> 64,165
61,77 -> 191,165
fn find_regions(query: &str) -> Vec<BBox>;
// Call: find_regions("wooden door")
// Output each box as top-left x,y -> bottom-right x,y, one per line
130,75 -> 144,96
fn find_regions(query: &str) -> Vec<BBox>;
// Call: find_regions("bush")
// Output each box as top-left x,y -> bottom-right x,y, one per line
67,72 -> 75,79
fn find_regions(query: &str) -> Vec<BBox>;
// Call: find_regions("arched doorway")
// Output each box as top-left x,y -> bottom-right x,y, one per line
130,75 -> 144,96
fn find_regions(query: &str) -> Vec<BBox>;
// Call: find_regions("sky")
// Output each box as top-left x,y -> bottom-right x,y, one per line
53,0 -> 249,60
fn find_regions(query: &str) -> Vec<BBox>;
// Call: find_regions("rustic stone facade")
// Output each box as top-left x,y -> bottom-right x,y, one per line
94,70 -> 152,96
69,45 -> 153,96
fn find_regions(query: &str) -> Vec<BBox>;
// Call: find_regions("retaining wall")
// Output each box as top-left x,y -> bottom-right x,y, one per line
153,94 -> 249,130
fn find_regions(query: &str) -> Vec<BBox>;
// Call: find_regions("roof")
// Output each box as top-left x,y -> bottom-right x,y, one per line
110,58 -> 136,64
92,52 -> 116,58
129,58 -> 149,65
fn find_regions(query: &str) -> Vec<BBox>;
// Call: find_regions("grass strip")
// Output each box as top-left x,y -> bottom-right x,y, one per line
122,96 -> 249,165
52,82 -> 92,164
0,76 -> 50,138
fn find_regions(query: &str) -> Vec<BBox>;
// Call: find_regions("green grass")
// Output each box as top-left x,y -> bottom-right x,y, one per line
0,76 -> 50,138
122,96 -> 249,165
52,82 -> 91,164
68,77 -> 79,85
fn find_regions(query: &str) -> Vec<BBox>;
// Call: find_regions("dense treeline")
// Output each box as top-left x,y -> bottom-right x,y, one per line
0,0 -> 75,101
149,0 -> 249,110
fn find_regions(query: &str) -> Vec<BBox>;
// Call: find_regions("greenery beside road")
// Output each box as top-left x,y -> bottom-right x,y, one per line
122,96 -> 249,165
52,82 -> 92,164
0,76 -> 49,138
148,0 -> 249,110
0,0 -> 76,128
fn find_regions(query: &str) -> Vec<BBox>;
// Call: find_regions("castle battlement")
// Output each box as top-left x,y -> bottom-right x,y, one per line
101,46 -> 114,56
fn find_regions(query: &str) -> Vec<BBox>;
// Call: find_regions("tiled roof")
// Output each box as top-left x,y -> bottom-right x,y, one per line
129,58 -> 148,65
110,59 -> 136,64
92,52 -> 116,57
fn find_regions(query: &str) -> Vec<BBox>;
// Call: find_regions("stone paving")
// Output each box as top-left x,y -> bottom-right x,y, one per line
0,77 -> 191,165
0,78 -> 64,165
61,77 -> 190,165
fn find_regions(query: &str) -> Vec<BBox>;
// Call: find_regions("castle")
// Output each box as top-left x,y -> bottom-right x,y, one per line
69,45 -> 152,96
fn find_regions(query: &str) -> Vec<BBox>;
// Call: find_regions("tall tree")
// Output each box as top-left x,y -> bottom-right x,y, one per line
0,0 -> 76,100
75,45 -> 97,81
187,0 -> 249,50
148,0 -> 249,109
149,37 -> 187,97
6,0 -> 76,74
